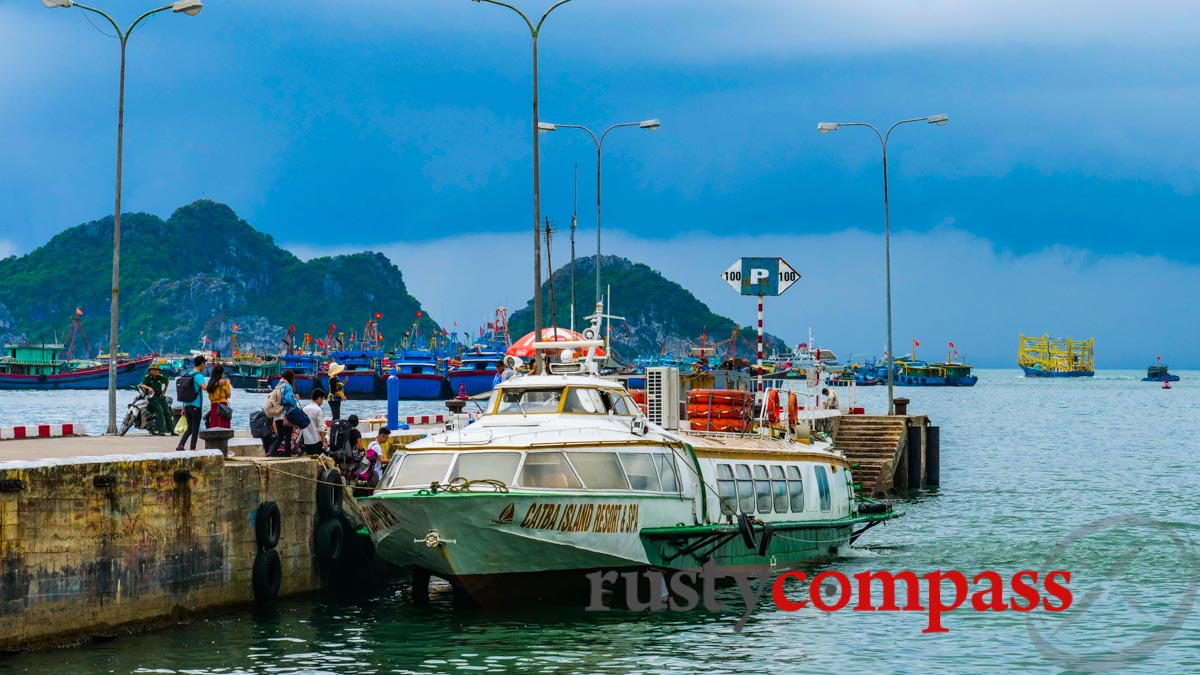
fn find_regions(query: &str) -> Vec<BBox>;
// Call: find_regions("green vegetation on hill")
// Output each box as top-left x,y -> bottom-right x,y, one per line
508,255 -> 781,359
0,200 -> 439,354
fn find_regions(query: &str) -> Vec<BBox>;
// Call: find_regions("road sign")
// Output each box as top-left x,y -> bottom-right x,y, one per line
721,257 -> 800,296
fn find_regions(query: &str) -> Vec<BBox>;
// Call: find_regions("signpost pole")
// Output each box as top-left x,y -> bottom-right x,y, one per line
757,294 -> 764,392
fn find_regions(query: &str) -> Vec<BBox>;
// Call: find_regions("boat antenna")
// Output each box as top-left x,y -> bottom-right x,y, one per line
545,217 -> 558,334
571,163 -> 577,333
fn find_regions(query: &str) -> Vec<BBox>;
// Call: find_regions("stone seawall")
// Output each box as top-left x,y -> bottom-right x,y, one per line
0,451 -> 322,651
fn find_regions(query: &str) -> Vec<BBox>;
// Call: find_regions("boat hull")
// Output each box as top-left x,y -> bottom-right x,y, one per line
363,490 -> 878,607
0,356 -> 153,390
447,370 -> 495,397
894,375 -> 978,386
1143,375 -> 1180,382
393,374 -> 450,400
1020,365 -> 1093,378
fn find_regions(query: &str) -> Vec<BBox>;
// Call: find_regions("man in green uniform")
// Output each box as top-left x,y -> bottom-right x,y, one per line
139,363 -> 173,435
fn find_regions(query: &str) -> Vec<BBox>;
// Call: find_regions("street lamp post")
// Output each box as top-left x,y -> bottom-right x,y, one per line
43,0 -> 203,434
471,0 -> 574,373
817,114 -> 948,415
538,119 -> 660,305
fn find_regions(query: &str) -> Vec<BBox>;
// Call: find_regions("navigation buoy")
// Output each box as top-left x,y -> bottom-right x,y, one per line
1163,377 -> 1172,390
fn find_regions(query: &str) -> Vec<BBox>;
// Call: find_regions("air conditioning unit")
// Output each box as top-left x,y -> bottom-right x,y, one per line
646,367 -> 680,430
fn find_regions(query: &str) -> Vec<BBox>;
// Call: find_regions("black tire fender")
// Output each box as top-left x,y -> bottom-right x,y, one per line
255,501 -> 281,550
316,469 -> 344,519
757,524 -> 775,557
737,512 -> 757,550
252,548 -> 282,602
315,517 -> 344,569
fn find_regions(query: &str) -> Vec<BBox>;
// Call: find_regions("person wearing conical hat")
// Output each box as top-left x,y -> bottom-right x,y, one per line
327,361 -> 347,420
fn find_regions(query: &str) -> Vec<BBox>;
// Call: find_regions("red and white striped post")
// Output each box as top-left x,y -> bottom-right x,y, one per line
757,295 -> 764,392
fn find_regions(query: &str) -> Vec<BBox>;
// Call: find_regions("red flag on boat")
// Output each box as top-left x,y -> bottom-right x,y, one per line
377,334 -> 384,341
479,327 -> 485,337
913,339 -> 921,347
75,307 -> 83,316
416,311 -> 422,318
948,341 -> 954,348
375,313 -> 382,319
317,339 -> 324,347
953,349 -> 959,355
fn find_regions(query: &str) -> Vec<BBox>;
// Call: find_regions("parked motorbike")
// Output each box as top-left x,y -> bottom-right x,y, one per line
119,386 -> 174,436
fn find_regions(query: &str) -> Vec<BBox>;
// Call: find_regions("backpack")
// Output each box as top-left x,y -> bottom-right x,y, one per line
249,410 -> 273,438
328,419 -> 352,454
263,383 -> 285,418
175,373 -> 199,403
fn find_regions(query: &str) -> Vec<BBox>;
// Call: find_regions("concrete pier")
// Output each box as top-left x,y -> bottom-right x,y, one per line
831,414 -> 934,495
0,429 -> 428,652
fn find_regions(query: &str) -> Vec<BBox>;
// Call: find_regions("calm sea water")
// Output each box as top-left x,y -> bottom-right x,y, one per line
2,370 -> 1198,673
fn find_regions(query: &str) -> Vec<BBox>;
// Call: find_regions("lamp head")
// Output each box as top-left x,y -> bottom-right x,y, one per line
928,114 -> 949,126
639,119 -> 661,131
817,122 -> 838,134
537,122 -> 557,133
42,0 -> 73,8
172,0 -> 203,16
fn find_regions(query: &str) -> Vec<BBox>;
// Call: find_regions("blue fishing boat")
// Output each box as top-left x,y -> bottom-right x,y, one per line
448,350 -> 503,396
1143,361 -> 1179,382
388,350 -> 450,400
273,353 -> 320,396
324,349 -> 385,399
891,354 -> 978,387
447,308 -> 511,397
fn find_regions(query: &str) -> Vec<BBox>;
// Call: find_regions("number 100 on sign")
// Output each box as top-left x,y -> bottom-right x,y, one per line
722,257 -> 800,296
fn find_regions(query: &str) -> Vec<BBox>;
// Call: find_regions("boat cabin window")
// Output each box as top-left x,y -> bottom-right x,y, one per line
566,452 -> 630,489
390,452 -> 453,487
786,465 -> 804,512
495,387 -> 563,414
716,464 -> 736,516
815,466 -> 831,512
518,452 -> 582,489
562,387 -> 606,414
605,392 -> 631,416
735,464 -> 755,513
753,465 -> 772,513
770,465 -> 788,513
450,452 -> 521,485
655,454 -> 679,493
619,453 -> 662,492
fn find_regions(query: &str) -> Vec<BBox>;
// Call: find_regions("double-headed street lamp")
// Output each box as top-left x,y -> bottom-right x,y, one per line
471,0 -> 575,373
817,114 -> 948,415
43,0 -> 203,435
538,119 -> 661,305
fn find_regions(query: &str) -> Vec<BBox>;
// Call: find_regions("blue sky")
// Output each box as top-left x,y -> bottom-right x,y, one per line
2,1 -> 1198,366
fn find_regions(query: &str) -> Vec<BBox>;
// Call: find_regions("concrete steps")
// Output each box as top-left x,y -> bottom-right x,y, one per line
834,415 -> 909,495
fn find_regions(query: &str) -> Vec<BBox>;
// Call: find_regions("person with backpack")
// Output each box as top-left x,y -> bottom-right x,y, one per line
327,414 -> 363,474
175,355 -> 208,451
265,369 -> 300,456
353,426 -> 388,496
206,364 -> 233,429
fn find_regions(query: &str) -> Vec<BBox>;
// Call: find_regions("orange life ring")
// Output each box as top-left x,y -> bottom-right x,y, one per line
765,389 -> 782,425
788,391 -> 799,427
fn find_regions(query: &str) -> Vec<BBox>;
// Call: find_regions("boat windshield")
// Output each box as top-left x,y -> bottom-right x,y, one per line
495,387 -> 563,414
